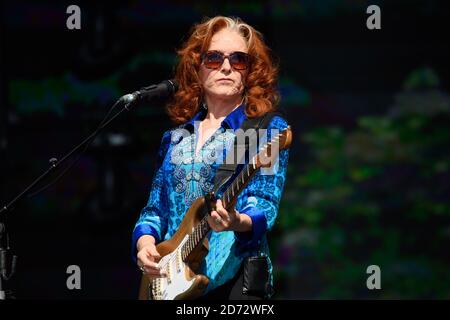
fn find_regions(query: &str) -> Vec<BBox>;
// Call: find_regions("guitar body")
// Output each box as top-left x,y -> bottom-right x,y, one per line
138,197 -> 210,300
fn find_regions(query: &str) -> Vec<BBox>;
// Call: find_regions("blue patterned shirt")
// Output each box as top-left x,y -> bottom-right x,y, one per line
132,104 -> 290,294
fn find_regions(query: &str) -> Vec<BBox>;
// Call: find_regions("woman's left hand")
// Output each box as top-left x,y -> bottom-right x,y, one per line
207,199 -> 241,232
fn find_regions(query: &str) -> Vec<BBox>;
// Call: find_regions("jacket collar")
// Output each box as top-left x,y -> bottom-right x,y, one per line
183,103 -> 247,132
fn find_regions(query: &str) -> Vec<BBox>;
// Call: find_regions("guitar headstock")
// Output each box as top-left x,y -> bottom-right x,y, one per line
256,125 -> 292,168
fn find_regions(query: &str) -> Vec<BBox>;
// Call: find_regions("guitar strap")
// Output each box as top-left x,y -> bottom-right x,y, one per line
212,110 -> 284,196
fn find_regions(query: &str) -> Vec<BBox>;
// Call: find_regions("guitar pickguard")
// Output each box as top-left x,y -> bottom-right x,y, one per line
151,235 -> 196,300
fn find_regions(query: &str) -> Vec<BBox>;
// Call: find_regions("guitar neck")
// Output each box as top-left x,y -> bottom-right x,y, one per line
220,156 -> 259,211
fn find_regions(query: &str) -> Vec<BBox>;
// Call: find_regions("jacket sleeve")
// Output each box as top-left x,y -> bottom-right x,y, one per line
234,116 -> 290,251
131,129 -> 172,261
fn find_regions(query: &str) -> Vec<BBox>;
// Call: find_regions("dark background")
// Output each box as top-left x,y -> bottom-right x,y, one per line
1,0 -> 449,299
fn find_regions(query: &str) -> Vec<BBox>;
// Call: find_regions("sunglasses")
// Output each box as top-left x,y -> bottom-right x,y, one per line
201,50 -> 251,70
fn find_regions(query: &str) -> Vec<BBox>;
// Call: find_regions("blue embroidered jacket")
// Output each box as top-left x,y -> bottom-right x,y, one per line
132,104 -> 290,294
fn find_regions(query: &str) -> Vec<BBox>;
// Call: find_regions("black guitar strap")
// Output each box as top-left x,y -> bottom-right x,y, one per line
213,110 -> 284,196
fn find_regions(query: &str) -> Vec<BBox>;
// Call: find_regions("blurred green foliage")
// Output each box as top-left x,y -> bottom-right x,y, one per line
274,68 -> 450,298
9,51 -> 176,117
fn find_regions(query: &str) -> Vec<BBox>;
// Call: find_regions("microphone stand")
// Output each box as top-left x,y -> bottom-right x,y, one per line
0,95 -> 141,299
0,222 -> 17,300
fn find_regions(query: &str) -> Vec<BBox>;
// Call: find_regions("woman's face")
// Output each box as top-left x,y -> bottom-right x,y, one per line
199,28 -> 248,101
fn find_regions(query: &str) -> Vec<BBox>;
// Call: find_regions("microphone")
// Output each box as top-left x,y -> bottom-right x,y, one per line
120,79 -> 178,105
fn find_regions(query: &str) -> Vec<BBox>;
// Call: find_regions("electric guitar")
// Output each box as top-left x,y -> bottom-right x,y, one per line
138,125 -> 292,300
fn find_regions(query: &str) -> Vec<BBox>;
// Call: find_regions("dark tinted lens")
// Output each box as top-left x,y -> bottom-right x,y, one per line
202,51 -> 249,70
229,52 -> 249,70
203,51 -> 223,69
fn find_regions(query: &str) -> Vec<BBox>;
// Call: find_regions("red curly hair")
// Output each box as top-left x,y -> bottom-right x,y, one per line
166,16 -> 280,125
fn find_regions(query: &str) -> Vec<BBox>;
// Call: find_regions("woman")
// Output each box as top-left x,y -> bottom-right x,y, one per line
132,16 -> 290,299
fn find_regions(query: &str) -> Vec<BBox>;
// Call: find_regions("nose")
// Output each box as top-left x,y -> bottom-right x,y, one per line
220,57 -> 232,73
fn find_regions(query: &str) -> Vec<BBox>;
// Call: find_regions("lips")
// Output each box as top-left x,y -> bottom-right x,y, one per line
217,78 -> 233,82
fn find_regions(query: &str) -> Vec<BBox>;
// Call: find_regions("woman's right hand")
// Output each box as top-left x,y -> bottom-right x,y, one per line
136,235 -> 167,278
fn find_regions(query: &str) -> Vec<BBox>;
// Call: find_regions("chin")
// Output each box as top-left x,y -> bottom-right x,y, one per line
210,89 -> 236,97
206,85 -> 242,98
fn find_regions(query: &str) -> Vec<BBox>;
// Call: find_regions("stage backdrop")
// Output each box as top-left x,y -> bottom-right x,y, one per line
1,0 -> 449,299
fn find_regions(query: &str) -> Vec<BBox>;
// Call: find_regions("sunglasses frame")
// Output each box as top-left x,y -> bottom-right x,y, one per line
201,50 -> 251,70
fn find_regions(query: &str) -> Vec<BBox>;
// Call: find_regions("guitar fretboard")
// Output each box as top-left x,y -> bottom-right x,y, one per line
221,156 -> 259,209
